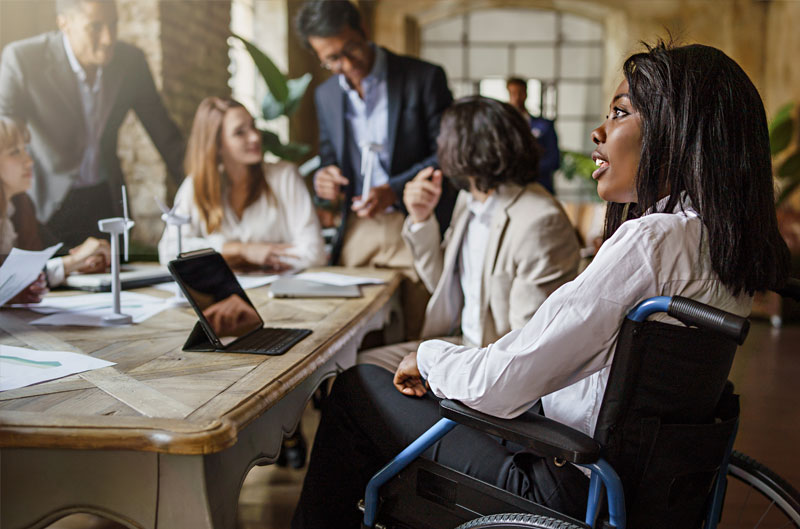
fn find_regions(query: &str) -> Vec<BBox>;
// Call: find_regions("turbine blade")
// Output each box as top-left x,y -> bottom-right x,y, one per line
122,185 -> 130,220
123,229 -> 129,262
154,195 -> 170,214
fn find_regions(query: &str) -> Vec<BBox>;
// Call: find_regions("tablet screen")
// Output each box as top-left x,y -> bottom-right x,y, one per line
168,251 -> 263,345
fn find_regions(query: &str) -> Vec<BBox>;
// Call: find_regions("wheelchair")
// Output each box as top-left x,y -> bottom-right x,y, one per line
359,283 -> 800,529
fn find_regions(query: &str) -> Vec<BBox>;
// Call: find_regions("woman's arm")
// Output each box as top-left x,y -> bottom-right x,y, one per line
417,220 -> 660,419
271,163 -> 326,269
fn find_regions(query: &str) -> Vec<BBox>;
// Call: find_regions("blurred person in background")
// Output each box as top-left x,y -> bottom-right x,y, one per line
507,77 -> 560,195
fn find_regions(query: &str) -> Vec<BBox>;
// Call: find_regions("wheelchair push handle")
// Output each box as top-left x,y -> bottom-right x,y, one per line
628,296 -> 749,345
668,296 -> 750,345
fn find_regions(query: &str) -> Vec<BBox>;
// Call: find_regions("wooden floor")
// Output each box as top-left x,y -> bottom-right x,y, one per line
45,320 -> 800,529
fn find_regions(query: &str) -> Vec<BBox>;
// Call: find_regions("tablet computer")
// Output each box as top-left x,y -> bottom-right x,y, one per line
168,249 -> 311,355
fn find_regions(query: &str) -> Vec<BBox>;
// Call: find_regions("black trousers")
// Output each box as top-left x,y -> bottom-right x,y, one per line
45,183 -> 115,252
291,364 -> 589,529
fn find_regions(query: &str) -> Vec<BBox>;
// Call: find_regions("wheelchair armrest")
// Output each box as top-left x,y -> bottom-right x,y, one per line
440,399 -> 601,464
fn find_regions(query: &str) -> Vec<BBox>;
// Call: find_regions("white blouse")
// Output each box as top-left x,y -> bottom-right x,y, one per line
417,201 -> 753,437
158,161 -> 326,269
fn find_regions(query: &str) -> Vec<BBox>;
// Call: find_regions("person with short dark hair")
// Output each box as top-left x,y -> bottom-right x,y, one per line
295,1 -> 457,339
358,96 -> 580,373
0,0 -> 184,250
507,76 -> 560,195
291,42 -> 790,529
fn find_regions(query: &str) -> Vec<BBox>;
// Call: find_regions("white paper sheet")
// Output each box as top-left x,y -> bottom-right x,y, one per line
294,271 -> 386,287
18,291 -> 171,326
153,274 -> 279,293
0,344 -> 115,391
0,244 -> 62,306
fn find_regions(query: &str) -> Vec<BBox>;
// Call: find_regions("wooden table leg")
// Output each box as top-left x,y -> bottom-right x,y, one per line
0,448 -> 157,529
155,303 -> 392,528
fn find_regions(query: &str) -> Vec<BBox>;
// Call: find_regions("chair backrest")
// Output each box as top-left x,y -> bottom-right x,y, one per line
593,319 -> 740,529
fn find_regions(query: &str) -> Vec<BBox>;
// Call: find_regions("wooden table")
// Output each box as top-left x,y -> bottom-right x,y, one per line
0,268 -> 401,529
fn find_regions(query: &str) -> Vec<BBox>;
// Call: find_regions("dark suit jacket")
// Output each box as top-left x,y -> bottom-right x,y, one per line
0,31 -> 184,224
314,47 -> 455,264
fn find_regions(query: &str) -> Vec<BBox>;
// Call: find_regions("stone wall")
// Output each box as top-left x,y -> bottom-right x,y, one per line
117,0 -> 231,251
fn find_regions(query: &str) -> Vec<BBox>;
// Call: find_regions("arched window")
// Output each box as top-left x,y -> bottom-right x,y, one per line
420,8 -> 604,155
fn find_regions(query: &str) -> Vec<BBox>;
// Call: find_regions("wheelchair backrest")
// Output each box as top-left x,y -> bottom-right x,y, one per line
593,318 -> 740,529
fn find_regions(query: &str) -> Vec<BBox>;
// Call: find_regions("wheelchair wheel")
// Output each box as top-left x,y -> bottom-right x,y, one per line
719,450 -> 800,528
454,513 -> 584,529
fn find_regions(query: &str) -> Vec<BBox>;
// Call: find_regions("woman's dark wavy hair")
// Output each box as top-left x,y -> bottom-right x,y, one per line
603,41 -> 789,295
437,96 -> 540,193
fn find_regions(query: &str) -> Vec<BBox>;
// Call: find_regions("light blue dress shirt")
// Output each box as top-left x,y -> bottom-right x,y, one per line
338,44 -> 390,197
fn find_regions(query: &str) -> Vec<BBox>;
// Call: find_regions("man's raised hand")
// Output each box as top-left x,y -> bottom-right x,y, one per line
403,166 -> 443,224
313,165 -> 349,201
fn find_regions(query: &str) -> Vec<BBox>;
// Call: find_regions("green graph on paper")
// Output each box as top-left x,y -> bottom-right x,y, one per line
0,355 -> 62,369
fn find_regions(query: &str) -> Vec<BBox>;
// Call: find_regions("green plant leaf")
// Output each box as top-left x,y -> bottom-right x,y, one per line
260,129 -> 310,162
231,33 -> 288,102
261,93 -> 286,121
777,151 -> 800,178
560,150 -> 597,182
284,73 -> 313,117
770,102 -> 795,156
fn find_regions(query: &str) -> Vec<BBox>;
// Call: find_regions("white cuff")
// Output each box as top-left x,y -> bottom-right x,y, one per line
416,338 -> 451,380
45,257 -> 66,287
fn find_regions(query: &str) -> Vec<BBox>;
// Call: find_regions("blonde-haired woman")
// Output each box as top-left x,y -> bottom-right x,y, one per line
158,97 -> 325,271
0,117 -> 109,302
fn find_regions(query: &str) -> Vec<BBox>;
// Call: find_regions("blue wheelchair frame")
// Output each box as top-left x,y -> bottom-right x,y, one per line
362,296 -> 739,529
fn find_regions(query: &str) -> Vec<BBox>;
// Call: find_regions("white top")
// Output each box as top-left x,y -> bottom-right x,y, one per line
1,201 -> 66,286
459,194 -> 497,347
158,161 -> 326,269
417,200 -> 753,437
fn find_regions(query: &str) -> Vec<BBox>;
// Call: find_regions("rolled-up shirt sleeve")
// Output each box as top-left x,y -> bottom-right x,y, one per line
417,220 -> 661,419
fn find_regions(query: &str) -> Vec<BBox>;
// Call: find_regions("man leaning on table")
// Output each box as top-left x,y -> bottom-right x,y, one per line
295,0 -> 457,339
0,0 -> 185,250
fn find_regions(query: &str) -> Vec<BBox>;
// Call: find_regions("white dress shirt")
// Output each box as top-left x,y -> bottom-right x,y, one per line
158,161 -> 326,269
417,199 -> 753,437
459,194 -> 497,347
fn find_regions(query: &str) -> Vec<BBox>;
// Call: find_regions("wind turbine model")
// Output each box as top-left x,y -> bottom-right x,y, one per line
98,185 -> 135,325
154,195 -> 190,305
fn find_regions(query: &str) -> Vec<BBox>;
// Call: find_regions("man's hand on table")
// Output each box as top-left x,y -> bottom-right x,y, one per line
394,351 -> 428,397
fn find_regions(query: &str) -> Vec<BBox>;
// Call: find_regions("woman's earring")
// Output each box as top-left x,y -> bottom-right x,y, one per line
218,162 -> 224,175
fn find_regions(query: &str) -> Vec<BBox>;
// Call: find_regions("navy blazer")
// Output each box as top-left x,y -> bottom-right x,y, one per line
314,47 -> 456,264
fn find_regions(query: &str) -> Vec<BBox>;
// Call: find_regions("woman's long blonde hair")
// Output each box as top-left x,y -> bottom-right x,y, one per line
0,117 -> 30,221
185,97 -> 269,233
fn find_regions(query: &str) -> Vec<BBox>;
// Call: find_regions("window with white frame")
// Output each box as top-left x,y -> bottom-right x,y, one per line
420,8 -> 604,155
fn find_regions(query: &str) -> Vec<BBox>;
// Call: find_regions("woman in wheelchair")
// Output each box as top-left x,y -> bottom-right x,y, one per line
291,41 -> 791,529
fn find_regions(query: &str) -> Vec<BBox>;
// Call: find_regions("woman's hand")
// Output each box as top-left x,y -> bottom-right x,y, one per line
223,241 -> 297,271
63,237 -> 111,275
393,351 -> 428,397
403,167 -> 442,225
8,273 -> 48,305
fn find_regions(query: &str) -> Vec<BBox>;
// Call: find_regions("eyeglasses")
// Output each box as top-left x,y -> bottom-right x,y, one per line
319,40 -> 368,71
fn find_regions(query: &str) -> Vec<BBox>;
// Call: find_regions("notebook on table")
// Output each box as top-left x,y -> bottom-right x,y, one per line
63,265 -> 173,292
168,249 -> 311,355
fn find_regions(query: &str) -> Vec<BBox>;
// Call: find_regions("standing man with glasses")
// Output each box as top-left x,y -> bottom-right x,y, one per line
295,0 -> 456,340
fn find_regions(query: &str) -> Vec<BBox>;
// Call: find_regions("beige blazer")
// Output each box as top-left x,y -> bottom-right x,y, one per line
402,183 -> 580,346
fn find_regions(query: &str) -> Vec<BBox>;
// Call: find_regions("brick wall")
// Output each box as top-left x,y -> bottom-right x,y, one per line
117,0 -> 231,252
